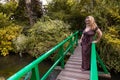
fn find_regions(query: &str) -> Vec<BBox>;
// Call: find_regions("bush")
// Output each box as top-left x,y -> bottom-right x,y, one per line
97,26 -> 120,72
0,12 -> 11,28
12,34 -> 29,55
0,25 -> 22,56
1,1 -> 18,17
27,19 -> 71,57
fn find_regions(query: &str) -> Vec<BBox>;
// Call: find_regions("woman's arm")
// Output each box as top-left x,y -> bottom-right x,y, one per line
92,28 -> 102,43
79,34 -> 84,43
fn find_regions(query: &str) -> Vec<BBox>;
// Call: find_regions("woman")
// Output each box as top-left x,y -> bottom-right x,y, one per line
79,16 -> 102,70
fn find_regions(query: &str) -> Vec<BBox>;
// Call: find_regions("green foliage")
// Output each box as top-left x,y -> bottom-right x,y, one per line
27,19 -> 71,57
91,0 -> 120,30
0,25 -> 22,56
12,34 -> 29,55
47,0 -> 120,31
0,12 -> 11,28
14,0 -> 43,25
97,27 -> 120,72
47,0 -> 89,29
0,1 -> 18,28
1,1 -> 18,17
14,0 -> 28,21
93,1 -> 120,72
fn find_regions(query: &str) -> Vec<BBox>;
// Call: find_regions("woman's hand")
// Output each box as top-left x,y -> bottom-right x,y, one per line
79,34 -> 83,43
92,41 -> 97,43
93,28 -> 102,43
78,39 -> 82,43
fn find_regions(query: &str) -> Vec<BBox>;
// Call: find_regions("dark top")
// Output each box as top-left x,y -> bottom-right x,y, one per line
82,27 -> 98,45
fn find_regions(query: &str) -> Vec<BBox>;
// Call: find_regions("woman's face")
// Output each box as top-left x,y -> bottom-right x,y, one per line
85,17 -> 91,24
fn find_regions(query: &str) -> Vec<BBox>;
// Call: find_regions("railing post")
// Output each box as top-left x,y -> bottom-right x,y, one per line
96,52 -> 109,74
70,38 -> 74,54
30,65 -> 40,80
59,45 -> 64,69
75,33 -> 78,46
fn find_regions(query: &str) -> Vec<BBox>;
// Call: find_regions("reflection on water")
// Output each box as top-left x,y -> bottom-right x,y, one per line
0,53 -> 35,79
47,69 -> 61,80
0,53 -> 60,80
111,71 -> 120,80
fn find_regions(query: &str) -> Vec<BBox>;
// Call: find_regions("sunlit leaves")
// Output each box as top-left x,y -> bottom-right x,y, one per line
27,18 -> 71,57
0,25 -> 22,56
97,26 -> 120,72
0,12 -> 11,28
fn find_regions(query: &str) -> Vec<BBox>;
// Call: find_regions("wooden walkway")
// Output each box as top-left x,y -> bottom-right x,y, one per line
56,45 -> 90,80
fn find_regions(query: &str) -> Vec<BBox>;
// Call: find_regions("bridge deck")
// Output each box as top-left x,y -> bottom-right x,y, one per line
56,45 -> 90,80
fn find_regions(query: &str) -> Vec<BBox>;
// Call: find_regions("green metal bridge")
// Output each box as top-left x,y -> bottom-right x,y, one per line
7,31 -> 110,80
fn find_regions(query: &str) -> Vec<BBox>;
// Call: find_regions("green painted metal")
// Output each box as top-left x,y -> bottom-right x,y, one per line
30,65 -> 40,80
90,43 -> 110,80
96,52 -> 109,74
90,43 -> 98,80
75,33 -> 78,46
59,45 -> 64,69
70,38 -> 74,54
7,31 -> 79,80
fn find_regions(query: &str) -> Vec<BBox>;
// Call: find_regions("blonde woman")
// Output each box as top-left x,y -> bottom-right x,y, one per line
79,16 -> 102,70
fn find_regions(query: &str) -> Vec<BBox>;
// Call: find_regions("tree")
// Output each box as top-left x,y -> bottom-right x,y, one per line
31,0 -> 43,20
25,0 -> 34,26
14,0 -> 43,26
14,0 -> 28,21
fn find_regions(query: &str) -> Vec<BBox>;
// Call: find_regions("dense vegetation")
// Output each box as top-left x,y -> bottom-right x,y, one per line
0,0 -> 120,72
13,17 -> 71,57
47,0 -> 120,72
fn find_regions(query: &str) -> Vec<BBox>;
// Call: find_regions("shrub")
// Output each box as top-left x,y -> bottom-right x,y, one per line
1,1 -> 18,17
0,12 -> 11,28
0,25 -> 22,56
13,19 -> 71,58
12,34 -> 29,55
97,26 -> 120,72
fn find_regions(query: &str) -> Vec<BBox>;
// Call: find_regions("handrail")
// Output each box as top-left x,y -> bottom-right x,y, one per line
90,43 -> 109,80
90,43 -> 98,80
7,31 -> 79,80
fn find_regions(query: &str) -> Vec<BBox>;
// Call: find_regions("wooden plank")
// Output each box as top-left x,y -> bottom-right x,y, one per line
65,63 -> 81,69
98,72 -> 111,79
69,57 -> 82,61
66,60 -> 82,65
69,57 -> 82,60
56,46 -> 90,80
57,70 -> 89,80
56,75 -> 88,80
68,59 -> 82,62
65,68 -> 89,74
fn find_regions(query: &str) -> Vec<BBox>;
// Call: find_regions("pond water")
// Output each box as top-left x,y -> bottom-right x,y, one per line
110,71 -> 120,80
0,53 -> 34,79
0,53 -> 59,80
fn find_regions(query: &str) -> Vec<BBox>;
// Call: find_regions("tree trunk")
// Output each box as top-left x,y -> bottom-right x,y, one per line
25,0 -> 34,26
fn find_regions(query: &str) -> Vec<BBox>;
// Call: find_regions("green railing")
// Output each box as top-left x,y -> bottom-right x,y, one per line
90,43 -> 109,80
7,31 -> 79,80
90,43 -> 98,80
7,30 -> 109,80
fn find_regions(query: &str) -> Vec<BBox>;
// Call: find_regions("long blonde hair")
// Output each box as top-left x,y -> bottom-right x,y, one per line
88,16 -> 97,30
